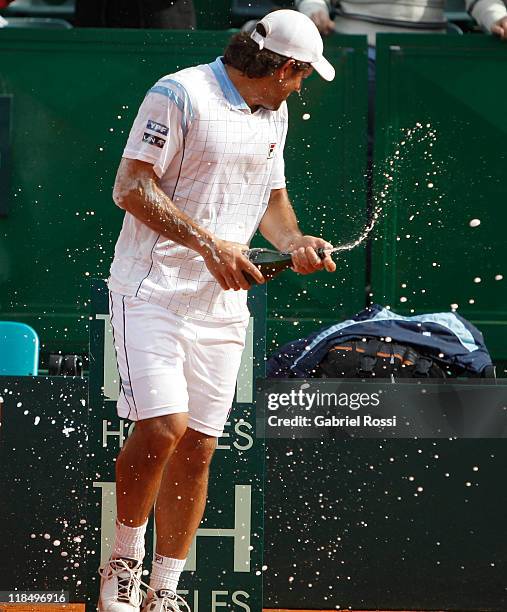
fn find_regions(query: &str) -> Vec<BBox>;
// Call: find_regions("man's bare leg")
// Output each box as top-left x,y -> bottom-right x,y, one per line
155,427 -> 216,554
98,413 -> 188,612
115,413 -> 189,527
145,428 -> 217,598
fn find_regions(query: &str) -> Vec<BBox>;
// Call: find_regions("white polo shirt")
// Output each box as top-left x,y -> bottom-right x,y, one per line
108,57 -> 288,322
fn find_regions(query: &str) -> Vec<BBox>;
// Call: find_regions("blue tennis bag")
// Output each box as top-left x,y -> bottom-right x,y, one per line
267,304 -> 495,379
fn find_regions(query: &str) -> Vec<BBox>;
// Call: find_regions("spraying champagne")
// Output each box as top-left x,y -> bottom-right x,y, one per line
243,207 -> 381,284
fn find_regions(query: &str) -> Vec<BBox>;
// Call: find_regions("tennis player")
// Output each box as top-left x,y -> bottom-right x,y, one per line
100,10 -> 336,612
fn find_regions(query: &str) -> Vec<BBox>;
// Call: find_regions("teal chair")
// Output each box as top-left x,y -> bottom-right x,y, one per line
0,322 -> 39,376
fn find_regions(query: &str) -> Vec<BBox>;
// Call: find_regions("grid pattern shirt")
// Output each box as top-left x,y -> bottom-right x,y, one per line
108,57 -> 288,321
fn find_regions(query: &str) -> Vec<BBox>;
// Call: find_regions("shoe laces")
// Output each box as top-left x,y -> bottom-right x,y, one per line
146,588 -> 191,612
100,558 -> 144,608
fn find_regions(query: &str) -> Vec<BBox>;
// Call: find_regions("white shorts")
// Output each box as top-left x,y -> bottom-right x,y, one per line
109,291 -> 249,437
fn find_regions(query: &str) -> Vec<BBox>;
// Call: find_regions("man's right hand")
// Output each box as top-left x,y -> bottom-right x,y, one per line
310,9 -> 335,35
202,238 -> 265,291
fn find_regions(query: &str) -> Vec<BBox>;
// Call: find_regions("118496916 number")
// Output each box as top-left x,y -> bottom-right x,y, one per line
0,592 -> 69,603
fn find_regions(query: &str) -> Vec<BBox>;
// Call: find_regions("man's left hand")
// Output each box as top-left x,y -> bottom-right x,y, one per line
492,17 -> 507,39
288,235 -> 337,275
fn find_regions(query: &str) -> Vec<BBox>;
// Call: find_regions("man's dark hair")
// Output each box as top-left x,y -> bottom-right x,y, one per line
223,24 -> 312,78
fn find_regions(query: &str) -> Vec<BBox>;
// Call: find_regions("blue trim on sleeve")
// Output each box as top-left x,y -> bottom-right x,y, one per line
208,57 -> 249,110
148,79 -> 194,137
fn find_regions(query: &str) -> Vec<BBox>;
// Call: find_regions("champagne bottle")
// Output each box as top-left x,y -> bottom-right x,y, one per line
243,247 -> 327,284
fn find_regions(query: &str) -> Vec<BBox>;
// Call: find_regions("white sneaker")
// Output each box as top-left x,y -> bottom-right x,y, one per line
141,589 -> 191,612
98,557 -> 144,612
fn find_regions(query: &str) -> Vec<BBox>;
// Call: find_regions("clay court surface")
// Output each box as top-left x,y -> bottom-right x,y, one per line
0,607 -> 478,612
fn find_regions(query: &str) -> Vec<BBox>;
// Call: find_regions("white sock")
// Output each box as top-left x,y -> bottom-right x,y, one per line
112,519 -> 147,562
149,554 -> 186,593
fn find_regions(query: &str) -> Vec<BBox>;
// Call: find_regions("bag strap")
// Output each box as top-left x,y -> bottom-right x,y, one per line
482,364 -> 496,379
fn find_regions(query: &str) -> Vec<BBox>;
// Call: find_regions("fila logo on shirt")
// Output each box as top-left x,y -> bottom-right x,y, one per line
267,142 -> 277,159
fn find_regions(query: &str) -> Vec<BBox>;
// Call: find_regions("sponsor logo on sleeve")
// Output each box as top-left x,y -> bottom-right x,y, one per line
267,142 -> 277,159
143,132 -> 166,149
147,119 -> 169,136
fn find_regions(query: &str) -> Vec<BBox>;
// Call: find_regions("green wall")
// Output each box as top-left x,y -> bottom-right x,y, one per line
1,30 -> 506,365
373,35 -> 507,361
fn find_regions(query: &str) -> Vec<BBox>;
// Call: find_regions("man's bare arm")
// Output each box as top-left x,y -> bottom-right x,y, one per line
259,188 -> 336,274
114,158 -> 215,254
113,158 -> 264,289
258,188 -> 303,252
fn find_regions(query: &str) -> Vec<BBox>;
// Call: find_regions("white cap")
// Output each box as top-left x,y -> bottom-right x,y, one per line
250,9 -> 335,82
